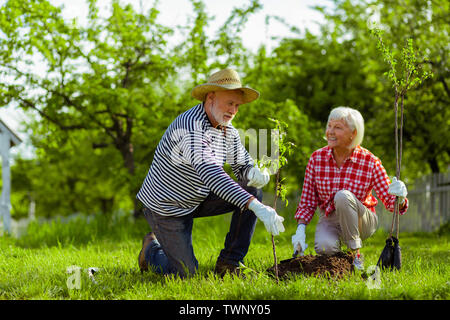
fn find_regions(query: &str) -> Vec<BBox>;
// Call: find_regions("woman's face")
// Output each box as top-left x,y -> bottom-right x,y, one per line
326,119 -> 356,150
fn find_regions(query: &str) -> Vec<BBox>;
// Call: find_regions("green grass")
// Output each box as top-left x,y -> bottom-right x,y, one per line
0,210 -> 449,300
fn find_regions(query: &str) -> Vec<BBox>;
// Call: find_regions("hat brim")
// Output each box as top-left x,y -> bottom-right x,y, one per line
191,83 -> 259,104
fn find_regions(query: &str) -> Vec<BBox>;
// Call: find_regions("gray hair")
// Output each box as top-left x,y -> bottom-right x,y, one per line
327,106 -> 365,148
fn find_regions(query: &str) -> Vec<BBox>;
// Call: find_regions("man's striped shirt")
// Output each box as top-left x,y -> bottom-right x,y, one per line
137,103 -> 254,216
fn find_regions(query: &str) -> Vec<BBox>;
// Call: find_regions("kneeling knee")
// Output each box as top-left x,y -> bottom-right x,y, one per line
334,190 -> 354,207
315,240 -> 341,255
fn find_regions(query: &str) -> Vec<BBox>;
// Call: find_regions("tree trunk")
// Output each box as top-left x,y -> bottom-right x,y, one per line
428,157 -> 440,173
100,197 -> 114,215
117,140 -> 143,218
133,197 -> 143,219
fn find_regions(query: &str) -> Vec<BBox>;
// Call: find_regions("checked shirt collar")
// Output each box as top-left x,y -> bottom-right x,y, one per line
325,145 -> 359,166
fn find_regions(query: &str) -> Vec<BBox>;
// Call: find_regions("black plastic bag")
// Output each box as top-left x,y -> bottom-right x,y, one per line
392,236 -> 401,270
377,236 -> 401,271
377,238 -> 394,270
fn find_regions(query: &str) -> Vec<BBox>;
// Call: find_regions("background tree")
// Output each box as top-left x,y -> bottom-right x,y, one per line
318,0 -> 449,178
0,0 -> 180,217
0,0 -> 264,218
1,0 -> 448,219
242,0 -> 448,185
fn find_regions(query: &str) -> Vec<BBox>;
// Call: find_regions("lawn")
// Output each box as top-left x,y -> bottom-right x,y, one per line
0,208 -> 449,301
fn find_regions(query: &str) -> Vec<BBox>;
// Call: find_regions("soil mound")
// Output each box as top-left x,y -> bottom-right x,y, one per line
267,251 -> 355,279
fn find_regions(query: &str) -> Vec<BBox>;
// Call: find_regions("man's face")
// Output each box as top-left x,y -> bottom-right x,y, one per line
208,90 -> 244,126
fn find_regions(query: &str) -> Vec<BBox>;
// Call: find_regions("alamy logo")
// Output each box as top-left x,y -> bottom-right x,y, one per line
66,266 -> 100,289
238,128 -> 280,174
66,265 -> 81,290
366,4 -> 381,30
365,265 -> 382,289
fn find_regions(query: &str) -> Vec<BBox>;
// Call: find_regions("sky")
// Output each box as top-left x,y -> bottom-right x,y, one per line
51,0 -> 328,52
0,0 -> 329,157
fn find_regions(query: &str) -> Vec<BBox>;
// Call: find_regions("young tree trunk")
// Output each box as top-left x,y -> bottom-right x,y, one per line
428,158 -> 440,174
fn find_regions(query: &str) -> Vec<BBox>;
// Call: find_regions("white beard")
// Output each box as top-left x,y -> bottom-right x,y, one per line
211,103 -> 232,126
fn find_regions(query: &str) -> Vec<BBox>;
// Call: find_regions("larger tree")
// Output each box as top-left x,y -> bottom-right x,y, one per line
0,0 -> 185,217
0,0 -> 263,218
246,0 -> 449,182
319,0 -> 449,176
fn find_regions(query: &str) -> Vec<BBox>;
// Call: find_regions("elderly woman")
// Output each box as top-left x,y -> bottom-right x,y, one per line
292,106 -> 408,269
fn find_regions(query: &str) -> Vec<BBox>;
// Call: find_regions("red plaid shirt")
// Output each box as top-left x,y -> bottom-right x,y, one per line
295,145 -> 408,224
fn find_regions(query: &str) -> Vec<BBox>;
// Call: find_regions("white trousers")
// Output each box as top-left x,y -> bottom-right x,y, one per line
314,190 -> 378,255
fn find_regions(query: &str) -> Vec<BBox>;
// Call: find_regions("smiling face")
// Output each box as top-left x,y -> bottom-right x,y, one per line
205,90 -> 244,127
326,119 -> 357,150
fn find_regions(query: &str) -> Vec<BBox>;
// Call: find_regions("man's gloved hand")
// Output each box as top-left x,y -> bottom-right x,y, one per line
388,177 -> 408,204
248,199 -> 285,236
291,224 -> 308,256
247,167 -> 270,189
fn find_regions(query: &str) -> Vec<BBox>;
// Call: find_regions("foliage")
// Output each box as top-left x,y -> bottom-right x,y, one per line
319,0 -> 449,179
0,0 -> 263,218
10,138 -> 131,219
1,0 -> 448,219
370,27 -> 433,222
257,118 -> 294,207
238,49 -> 324,194
254,117 -> 295,282
0,0 -> 180,217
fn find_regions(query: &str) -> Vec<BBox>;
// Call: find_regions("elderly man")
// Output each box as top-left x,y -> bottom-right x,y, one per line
137,68 -> 285,278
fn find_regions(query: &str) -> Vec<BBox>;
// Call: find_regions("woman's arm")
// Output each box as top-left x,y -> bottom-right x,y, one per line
294,156 -> 319,224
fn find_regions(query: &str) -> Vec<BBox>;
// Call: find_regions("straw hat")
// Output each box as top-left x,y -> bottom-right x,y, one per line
191,68 -> 259,104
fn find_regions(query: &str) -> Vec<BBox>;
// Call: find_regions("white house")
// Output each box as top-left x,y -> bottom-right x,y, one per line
0,119 -> 22,234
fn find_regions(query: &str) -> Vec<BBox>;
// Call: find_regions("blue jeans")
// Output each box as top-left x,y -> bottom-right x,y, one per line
142,181 -> 262,277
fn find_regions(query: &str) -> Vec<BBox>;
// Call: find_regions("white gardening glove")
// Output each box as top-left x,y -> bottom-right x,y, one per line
247,167 -> 270,189
248,199 -> 285,236
388,177 -> 407,205
291,224 -> 308,256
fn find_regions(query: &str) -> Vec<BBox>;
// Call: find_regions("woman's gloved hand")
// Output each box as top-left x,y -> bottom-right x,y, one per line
291,223 -> 308,256
388,177 -> 408,204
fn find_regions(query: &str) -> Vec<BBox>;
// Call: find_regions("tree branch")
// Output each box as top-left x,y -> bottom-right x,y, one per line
439,76 -> 450,97
17,96 -> 86,130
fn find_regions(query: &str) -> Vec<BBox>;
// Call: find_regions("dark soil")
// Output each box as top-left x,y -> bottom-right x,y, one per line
267,251 -> 355,280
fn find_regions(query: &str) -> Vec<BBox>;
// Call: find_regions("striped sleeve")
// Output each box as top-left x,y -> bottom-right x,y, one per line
180,128 -> 253,210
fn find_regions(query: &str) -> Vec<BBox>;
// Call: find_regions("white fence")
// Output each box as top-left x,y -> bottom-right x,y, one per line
2,173 -> 449,237
377,172 -> 450,233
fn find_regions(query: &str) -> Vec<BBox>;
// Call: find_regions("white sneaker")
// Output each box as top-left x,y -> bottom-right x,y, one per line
353,254 -> 364,271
